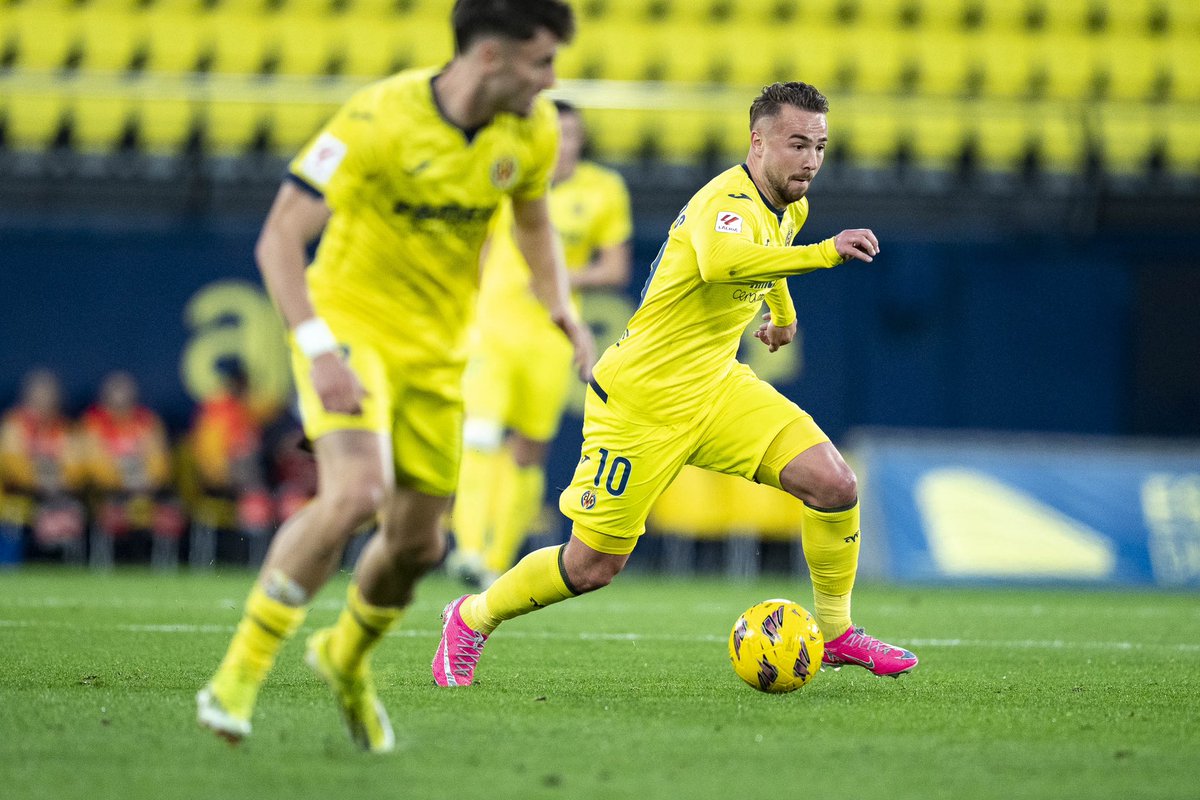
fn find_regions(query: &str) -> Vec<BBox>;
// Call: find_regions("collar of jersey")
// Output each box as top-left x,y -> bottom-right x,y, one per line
739,163 -> 785,222
430,70 -> 486,144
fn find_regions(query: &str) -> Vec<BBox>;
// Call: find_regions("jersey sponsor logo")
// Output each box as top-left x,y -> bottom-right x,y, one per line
580,489 -> 597,510
298,132 -> 347,186
391,200 -> 496,226
715,211 -> 743,234
490,155 -> 519,190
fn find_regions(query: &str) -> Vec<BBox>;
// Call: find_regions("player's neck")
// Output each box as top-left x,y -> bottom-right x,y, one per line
742,156 -> 786,211
432,61 -> 498,133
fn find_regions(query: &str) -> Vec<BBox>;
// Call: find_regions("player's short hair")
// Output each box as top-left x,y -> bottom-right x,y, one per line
452,0 -> 576,53
749,82 -> 830,128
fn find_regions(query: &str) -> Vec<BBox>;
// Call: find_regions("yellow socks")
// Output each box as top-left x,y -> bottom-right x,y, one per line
801,501 -> 861,641
326,583 -> 404,676
210,578 -> 308,718
453,446 -> 501,560
485,462 -> 545,574
460,544 -> 578,635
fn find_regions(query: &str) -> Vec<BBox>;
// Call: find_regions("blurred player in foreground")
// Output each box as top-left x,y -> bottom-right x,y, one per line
451,100 -> 632,587
197,0 -> 592,752
434,82 -> 918,687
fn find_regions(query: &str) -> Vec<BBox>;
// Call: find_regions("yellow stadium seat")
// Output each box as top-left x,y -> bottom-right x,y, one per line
205,97 -> 266,153
845,26 -> 908,94
6,89 -> 66,150
395,22 -> 455,70
978,0 -> 1030,33
1163,113 -> 1200,173
1037,32 -> 1100,100
335,20 -> 401,77
835,104 -> 900,167
912,30 -> 971,96
145,10 -> 208,72
973,31 -> 1035,98
9,5 -> 78,70
78,9 -> 146,72
584,106 -> 658,162
785,33 -> 843,95
275,16 -> 338,75
271,100 -> 332,153
1034,110 -> 1086,172
209,13 -> 271,74
137,95 -> 196,153
1166,35 -> 1200,101
911,103 -> 971,169
973,108 -> 1027,169
1040,0 -> 1093,33
71,93 -> 135,152
1103,33 -> 1168,101
1096,105 -> 1160,174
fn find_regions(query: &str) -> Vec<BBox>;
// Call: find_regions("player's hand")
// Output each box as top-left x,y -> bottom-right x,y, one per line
834,228 -> 880,263
554,312 -> 597,384
753,312 -> 797,353
310,351 -> 366,415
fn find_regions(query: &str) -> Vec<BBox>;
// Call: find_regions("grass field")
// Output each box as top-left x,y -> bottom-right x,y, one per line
1,568 -> 1197,800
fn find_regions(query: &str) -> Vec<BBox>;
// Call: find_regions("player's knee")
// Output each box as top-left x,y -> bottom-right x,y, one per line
386,533 -> 446,572
809,465 -> 858,510
321,480 -> 387,528
567,555 -> 624,593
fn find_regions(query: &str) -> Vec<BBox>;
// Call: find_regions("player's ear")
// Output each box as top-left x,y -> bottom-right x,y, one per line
749,129 -> 764,154
474,36 -> 506,74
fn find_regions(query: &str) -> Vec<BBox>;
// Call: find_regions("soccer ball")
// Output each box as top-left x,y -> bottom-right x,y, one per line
728,599 -> 824,693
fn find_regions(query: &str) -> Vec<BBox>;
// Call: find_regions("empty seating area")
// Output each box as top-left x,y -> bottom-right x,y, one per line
0,0 -> 1197,175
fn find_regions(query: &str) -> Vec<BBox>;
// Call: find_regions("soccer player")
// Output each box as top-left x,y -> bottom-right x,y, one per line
433,82 -> 919,687
196,0 -> 592,753
452,100 -> 632,587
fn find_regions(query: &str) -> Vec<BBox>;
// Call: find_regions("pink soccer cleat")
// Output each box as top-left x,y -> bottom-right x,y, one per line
822,625 -> 918,678
432,595 -> 489,687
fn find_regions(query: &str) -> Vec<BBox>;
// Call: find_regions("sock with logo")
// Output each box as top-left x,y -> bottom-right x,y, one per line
801,501 -> 860,641
326,582 -> 405,677
209,572 -> 308,719
459,544 -> 577,635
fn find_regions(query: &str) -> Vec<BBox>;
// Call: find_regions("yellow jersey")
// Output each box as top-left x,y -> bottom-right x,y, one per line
476,161 -> 632,339
288,67 -> 559,370
592,164 -> 844,423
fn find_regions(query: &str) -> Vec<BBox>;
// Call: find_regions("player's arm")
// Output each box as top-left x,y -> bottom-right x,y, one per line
695,227 -> 880,283
753,281 -> 798,353
254,181 -> 364,414
568,241 -> 631,290
511,194 -> 597,382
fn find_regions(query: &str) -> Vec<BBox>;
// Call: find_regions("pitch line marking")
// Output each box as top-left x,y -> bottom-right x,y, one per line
1,619 -> 1198,653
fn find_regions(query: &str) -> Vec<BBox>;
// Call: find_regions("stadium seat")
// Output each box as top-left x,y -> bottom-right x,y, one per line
844,26 -> 908,94
145,10 -> 208,72
78,8 -> 146,72
71,93 -> 136,152
973,109 -> 1027,170
334,18 -> 403,76
911,30 -> 971,96
1166,34 -> 1200,102
911,103 -> 971,169
1162,112 -> 1200,174
1038,32 -> 1101,100
137,95 -> 197,153
204,96 -> 267,153
271,100 -> 332,153
974,31 -> 1036,98
1034,110 -> 1087,173
209,13 -> 272,74
8,4 -> 78,70
5,89 -> 66,150
835,104 -> 902,167
1103,34 -> 1168,102
1096,104 -> 1161,174
274,15 -> 339,75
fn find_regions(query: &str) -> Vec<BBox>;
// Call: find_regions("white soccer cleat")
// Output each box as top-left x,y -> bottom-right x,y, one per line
196,684 -> 251,744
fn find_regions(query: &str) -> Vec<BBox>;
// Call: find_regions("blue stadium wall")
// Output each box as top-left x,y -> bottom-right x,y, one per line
1,216 -> 1177,440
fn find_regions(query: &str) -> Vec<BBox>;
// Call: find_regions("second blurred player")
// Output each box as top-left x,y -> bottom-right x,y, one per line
451,101 -> 632,587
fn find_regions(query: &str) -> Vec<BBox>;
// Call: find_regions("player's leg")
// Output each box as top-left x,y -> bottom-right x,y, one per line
307,486 -> 449,753
434,386 -> 688,686
481,330 -> 574,578
199,430 -> 391,741
771,440 -> 916,676
451,346 -> 514,585
692,363 -> 915,676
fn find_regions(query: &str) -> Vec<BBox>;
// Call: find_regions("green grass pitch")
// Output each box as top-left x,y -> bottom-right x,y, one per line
1,568 -> 1197,800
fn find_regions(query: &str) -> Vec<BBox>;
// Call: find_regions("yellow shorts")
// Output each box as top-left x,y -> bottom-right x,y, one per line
291,317 -> 463,497
463,324 -> 574,442
558,362 -> 829,555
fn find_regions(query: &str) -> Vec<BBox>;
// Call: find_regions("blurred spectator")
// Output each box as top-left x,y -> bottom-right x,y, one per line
0,369 -> 87,563
263,404 -> 318,525
81,370 -> 184,566
187,359 -> 273,566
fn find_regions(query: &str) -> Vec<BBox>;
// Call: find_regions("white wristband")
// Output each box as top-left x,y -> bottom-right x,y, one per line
293,317 -> 339,359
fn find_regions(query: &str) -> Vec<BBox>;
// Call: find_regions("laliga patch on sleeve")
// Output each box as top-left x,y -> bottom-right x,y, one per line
298,132 -> 348,186
715,211 -> 743,233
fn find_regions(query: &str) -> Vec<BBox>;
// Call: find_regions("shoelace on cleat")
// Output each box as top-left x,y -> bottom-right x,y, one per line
451,630 -> 487,677
838,627 -> 898,655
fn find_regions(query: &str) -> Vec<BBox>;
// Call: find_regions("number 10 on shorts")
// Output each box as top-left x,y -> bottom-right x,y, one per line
593,448 -> 632,496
